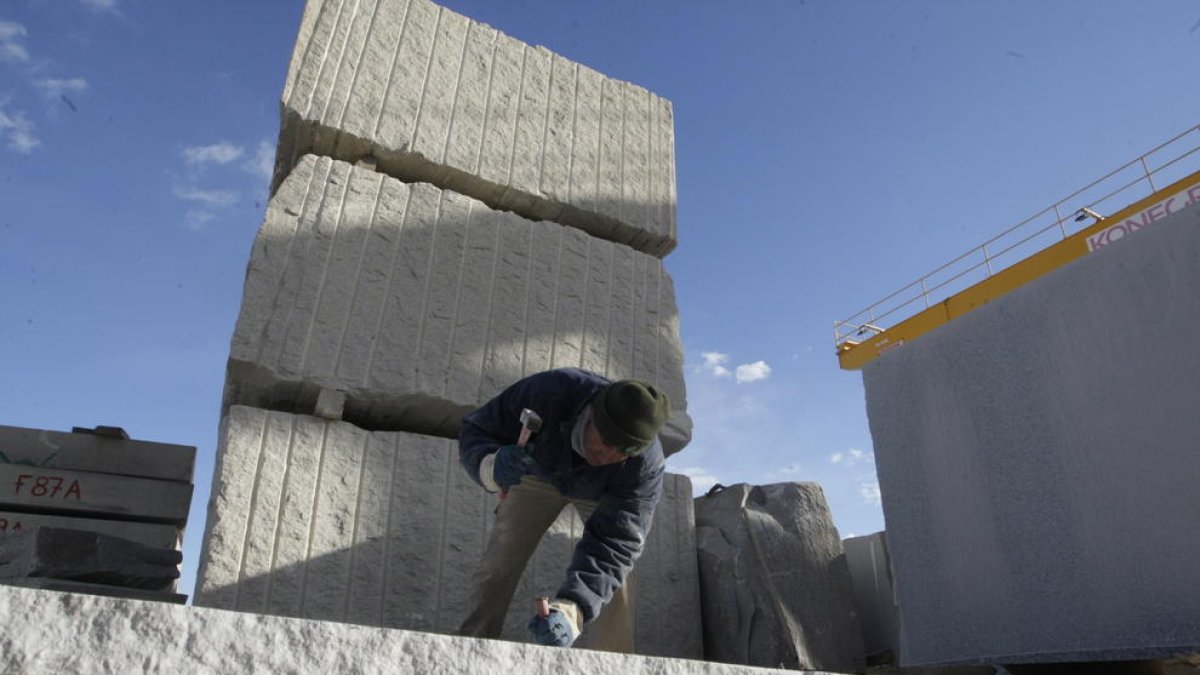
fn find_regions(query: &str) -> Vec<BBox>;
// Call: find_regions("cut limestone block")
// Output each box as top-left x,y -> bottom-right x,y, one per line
225,155 -> 690,454
861,198 -> 1200,666
0,527 -> 181,590
195,406 -> 702,658
695,483 -> 865,673
0,424 -> 196,482
842,532 -> 901,662
0,578 -> 186,604
0,465 -> 192,526
0,512 -> 180,550
275,0 -> 678,258
0,585 -> 839,675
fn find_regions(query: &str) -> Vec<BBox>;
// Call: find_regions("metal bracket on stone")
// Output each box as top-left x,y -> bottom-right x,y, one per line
313,388 -> 347,421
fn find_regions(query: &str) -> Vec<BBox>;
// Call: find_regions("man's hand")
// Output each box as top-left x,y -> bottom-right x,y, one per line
527,599 -> 581,648
484,443 -> 534,492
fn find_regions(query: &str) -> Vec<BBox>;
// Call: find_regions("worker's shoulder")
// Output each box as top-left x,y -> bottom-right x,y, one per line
521,368 -> 610,393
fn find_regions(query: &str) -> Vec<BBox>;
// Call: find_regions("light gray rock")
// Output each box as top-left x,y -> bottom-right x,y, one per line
0,585 -> 840,675
225,155 -> 690,454
862,197 -> 1200,666
196,406 -> 703,658
0,527 -> 181,590
275,0 -> 678,258
842,531 -> 901,661
0,464 -> 192,526
0,424 -> 195,482
695,483 -> 865,673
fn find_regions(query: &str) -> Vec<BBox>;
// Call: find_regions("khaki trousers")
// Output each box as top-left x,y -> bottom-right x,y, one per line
457,475 -> 635,653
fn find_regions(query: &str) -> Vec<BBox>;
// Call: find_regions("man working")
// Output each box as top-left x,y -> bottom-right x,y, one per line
456,367 -> 669,650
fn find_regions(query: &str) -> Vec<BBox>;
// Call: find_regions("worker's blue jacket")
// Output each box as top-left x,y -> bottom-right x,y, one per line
459,368 -> 665,623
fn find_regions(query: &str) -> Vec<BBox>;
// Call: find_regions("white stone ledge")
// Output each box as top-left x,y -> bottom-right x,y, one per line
0,586 -> 841,674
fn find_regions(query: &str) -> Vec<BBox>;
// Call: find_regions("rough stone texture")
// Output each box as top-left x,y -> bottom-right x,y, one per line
275,0 -> 678,258
0,464 -> 193,526
195,406 -> 702,658
842,531 -> 900,661
862,200 -> 1200,665
225,155 -> 690,454
0,424 -> 196,482
0,527 -> 181,590
0,512 -> 180,550
694,483 -> 865,673
0,585 -> 838,675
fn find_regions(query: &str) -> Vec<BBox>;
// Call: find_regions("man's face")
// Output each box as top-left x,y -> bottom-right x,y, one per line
583,411 -> 627,466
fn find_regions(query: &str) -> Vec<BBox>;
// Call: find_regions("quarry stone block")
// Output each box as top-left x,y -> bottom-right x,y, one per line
276,0 -> 678,257
695,482 -> 865,673
842,531 -> 901,661
195,406 -> 702,658
0,424 -> 196,482
862,199 -> 1200,666
0,527 -> 181,590
0,585 -> 838,675
0,465 -> 192,526
0,512 -> 180,550
225,155 -> 690,454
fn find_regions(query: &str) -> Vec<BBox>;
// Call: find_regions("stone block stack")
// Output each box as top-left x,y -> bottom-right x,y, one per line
0,424 -> 194,602
196,0 -> 701,658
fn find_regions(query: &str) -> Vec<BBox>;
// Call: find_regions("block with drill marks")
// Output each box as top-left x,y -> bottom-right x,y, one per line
194,406 -> 702,658
275,0 -> 677,258
225,155 -> 690,454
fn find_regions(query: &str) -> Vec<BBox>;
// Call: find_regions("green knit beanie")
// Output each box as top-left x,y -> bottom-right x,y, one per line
592,379 -> 670,456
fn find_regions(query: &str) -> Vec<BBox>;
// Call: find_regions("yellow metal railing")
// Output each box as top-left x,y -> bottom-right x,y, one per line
835,124 -> 1200,370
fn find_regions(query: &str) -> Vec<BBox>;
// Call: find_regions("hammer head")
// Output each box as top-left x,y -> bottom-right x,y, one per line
519,408 -> 543,433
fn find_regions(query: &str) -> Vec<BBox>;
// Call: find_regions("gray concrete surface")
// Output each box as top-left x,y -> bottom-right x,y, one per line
225,154 -> 690,454
195,406 -> 703,658
276,0 -> 678,258
0,424 -> 196,482
695,483 -> 865,673
862,199 -> 1200,665
0,465 -> 192,526
0,512 -> 180,549
0,585 -> 839,675
843,532 -> 901,662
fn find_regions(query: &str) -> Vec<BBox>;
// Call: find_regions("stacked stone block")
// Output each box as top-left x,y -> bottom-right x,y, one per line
197,407 -> 702,657
200,0 -> 697,656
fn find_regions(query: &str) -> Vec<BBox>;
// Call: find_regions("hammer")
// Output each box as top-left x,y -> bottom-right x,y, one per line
500,408 -> 542,500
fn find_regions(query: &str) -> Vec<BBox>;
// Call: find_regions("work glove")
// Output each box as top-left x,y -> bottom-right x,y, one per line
527,599 -> 581,648
478,444 -> 535,493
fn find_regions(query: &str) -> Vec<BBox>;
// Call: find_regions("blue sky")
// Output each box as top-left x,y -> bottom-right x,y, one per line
2,1 -> 1197,599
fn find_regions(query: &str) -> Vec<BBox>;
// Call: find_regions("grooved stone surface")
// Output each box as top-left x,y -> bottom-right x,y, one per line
226,155 -> 690,454
694,483 -> 865,673
0,586 -> 827,675
195,406 -> 702,658
862,200 -> 1200,666
276,0 -> 677,257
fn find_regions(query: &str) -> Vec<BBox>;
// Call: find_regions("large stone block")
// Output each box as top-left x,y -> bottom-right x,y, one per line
0,424 -> 196,482
862,199 -> 1200,666
0,527 -> 181,590
195,406 -> 703,658
842,531 -> 900,662
0,585 -> 837,675
694,483 -> 865,673
275,0 -> 677,258
0,465 -> 193,526
0,512 -> 180,550
225,155 -> 690,453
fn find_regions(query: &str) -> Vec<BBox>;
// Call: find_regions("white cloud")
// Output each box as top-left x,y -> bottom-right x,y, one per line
699,351 -> 732,378
183,209 -> 217,231
829,447 -> 872,466
243,140 -> 274,180
676,466 -> 720,496
79,0 -> 119,12
761,462 -> 804,483
172,185 -> 238,208
859,481 -> 882,505
35,77 -> 88,99
0,20 -> 29,63
182,141 -> 244,166
0,107 -> 39,154
735,360 -> 771,384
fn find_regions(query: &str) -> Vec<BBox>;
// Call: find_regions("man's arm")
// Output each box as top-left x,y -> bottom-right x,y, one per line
555,464 -> 664,623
